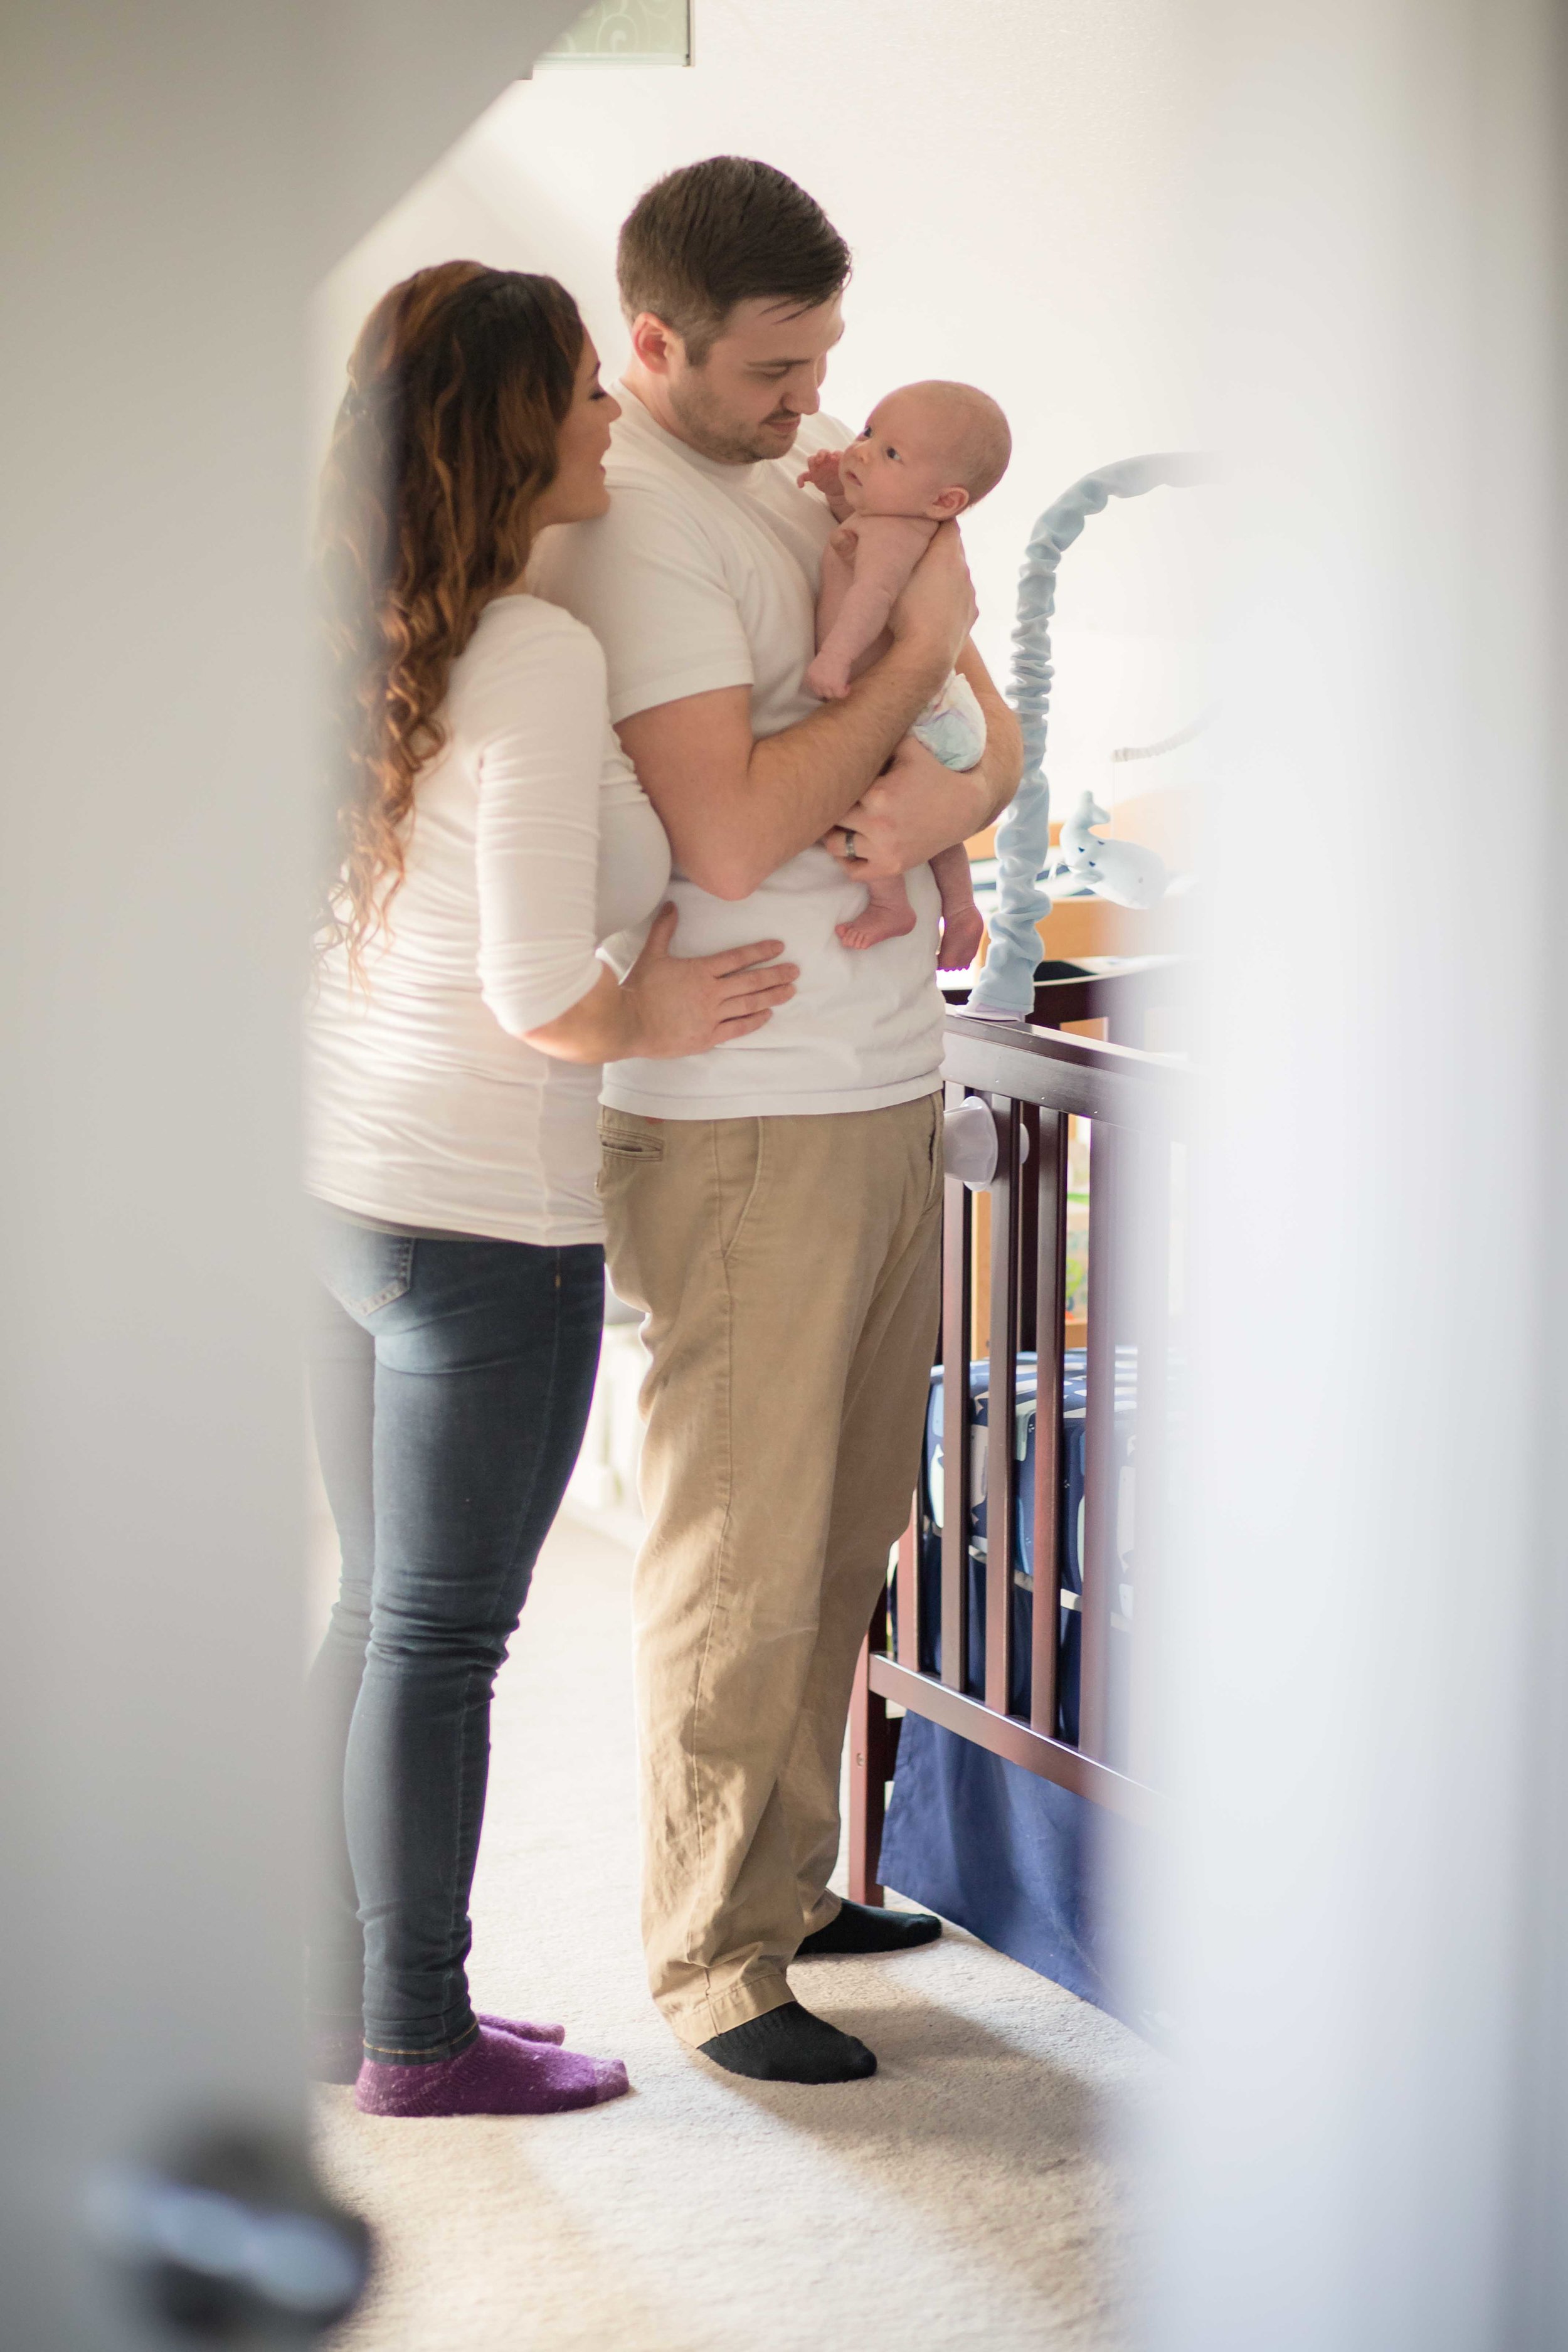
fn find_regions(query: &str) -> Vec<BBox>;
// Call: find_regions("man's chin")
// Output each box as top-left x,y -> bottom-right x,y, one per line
669,386 -> 801,466
716,423 -> 798,464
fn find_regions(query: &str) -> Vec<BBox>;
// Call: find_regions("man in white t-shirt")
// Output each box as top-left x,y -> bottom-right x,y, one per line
530,157 -> 1021,2084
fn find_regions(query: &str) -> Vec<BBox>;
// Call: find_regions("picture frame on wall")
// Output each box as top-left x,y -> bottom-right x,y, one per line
534,0 -> 692,68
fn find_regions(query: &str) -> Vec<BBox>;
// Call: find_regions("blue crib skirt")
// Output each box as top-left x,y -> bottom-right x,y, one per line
877,1712 -> 1160,2038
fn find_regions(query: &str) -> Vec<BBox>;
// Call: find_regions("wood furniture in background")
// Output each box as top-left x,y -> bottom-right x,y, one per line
950,960 -> 1184,1355
847,970 -> 1190,1905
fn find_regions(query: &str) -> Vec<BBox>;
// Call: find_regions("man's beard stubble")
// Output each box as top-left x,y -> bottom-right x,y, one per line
667,370 -> 800,466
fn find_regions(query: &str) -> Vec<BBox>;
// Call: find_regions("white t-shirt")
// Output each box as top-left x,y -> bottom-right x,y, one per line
527,387 -> 945,1121
305,595 -> 670,1245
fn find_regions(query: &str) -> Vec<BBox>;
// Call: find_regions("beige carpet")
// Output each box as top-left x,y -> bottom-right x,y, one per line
312,1510 -> 1153,2351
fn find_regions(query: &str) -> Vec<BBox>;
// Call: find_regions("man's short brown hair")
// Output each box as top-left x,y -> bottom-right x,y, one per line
617,156 -> 851,364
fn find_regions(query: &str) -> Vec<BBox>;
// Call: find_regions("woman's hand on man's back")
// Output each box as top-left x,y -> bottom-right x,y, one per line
622,904 -> 798,1059
521,906 -> 797,1064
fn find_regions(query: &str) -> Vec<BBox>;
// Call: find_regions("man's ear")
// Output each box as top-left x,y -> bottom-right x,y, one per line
628,311 -> 684,377
930,486 -> 970,518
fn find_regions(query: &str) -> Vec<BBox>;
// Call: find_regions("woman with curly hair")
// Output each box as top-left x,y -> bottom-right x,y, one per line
304,262 -> 797,2118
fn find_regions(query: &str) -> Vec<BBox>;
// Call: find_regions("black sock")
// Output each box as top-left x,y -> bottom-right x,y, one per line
796,1899 -> 942,1957
698,2001 -> 876,2084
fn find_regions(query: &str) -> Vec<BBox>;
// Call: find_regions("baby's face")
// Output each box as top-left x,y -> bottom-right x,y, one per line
840,393 -> 968,519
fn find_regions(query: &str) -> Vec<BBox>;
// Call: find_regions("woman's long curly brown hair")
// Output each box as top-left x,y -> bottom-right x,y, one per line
316,261 -> 586,973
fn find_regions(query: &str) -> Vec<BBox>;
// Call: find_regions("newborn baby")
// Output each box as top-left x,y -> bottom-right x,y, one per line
800,379 -> 1011,962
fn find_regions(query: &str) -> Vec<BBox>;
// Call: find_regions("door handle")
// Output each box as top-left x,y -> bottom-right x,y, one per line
87,2121 -> 371,2340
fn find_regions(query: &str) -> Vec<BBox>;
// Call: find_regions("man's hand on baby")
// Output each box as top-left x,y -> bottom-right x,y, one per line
825,733 -> 980,877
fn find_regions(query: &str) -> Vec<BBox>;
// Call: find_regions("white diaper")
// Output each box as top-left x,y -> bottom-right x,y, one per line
912,668 -> 987,771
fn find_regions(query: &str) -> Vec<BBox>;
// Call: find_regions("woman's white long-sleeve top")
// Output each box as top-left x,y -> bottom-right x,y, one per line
305,595 -> 670,1244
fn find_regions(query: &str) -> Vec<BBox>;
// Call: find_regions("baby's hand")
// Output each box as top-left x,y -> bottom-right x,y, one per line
797,448 -> 848,511
805,648 -> 854,701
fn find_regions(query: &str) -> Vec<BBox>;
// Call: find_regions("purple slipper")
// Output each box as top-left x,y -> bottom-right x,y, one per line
479,2011 -> 567,2047
355,2025 -> 628,2117
310,2010 -> 565,2085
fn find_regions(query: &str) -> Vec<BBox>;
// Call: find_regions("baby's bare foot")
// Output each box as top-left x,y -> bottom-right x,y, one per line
837,898 -> 921,951
937,903 -> 986,970
805,653 -> 852,701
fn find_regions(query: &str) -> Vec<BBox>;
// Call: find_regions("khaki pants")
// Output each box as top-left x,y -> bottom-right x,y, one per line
598,1094 -> 943,2047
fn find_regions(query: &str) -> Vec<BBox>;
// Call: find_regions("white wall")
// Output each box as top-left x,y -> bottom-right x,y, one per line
317,0 -> 1212,818
0,4 -> 585,2340
1152,2 -> 1568,2346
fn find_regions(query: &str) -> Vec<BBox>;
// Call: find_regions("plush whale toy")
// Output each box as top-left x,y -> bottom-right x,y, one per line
1058,792 -> 1168,911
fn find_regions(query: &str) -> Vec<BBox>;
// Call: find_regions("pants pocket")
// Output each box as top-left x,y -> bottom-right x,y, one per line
925,1093 -> 946,1212
598,1110 -> 667,1162
311,1210 -> 416,1319
715,1119 -> 765,1261
597,1111 -> 666,1197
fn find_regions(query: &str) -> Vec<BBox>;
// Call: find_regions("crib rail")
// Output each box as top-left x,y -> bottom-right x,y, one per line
849,988 -> 1190,1900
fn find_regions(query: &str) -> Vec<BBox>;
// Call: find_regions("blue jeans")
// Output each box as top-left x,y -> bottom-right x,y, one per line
305,1207 -> 604,2061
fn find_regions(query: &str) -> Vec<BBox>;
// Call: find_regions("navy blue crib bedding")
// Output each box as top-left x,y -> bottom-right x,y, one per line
877,1351 -> 1159,2033
878,1717 -> 1149,2023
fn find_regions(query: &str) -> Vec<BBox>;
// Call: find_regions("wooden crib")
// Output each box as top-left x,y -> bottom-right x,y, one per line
847,963 -> 1190,1914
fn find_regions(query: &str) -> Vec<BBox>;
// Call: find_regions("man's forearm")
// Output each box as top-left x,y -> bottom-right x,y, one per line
750,642 -> 954,869
615,517 -> 980,901
626,640 -> 948,901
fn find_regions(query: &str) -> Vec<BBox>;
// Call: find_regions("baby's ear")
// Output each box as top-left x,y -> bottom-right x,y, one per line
930,486 -> 970,519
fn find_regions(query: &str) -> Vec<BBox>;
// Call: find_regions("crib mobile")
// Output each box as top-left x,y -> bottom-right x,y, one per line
972,450 -> 1216,1016
943,451 -> 1215,1187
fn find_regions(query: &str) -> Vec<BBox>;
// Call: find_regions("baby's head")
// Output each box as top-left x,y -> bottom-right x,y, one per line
840,382 -> 1011,521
